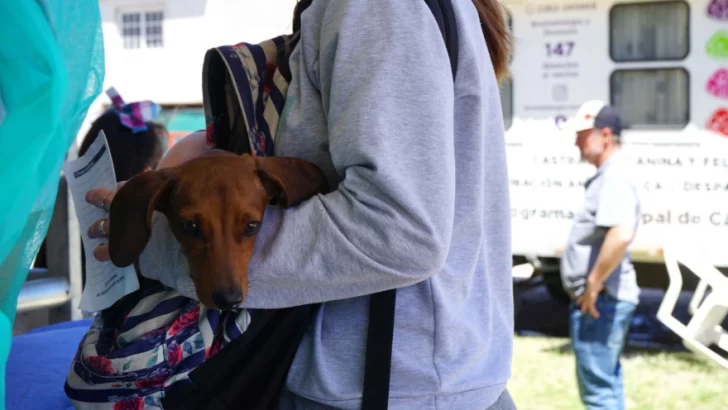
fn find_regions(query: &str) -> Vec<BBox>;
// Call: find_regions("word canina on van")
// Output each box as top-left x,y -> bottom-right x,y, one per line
528,155 -> 728,167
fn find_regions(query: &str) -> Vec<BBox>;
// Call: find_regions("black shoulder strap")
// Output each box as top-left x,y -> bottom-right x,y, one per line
361,2 -> 459,409
424,0 -> 460,79
361,289 -> 397,410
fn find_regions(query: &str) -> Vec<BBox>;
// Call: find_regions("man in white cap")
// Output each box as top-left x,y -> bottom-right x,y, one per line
559,100 -> 642,410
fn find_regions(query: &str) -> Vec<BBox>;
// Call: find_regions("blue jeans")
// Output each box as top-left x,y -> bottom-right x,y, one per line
569,293 -> 636,410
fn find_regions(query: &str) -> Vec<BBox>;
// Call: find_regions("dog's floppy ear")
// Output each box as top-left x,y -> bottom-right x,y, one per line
254,157 -> 330,207
108,169 -> 177,267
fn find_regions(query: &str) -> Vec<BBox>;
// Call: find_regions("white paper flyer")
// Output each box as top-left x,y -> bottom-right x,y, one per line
62,131 -> 139,312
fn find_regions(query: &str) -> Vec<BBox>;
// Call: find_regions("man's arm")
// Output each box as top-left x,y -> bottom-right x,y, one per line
588,225 -> 635,286
590,169 -> 640,286
576,169 -> 639,317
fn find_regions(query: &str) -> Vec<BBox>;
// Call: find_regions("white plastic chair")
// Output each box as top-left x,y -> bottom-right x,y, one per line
657,244 -> 728,369
512,263 -> 535,280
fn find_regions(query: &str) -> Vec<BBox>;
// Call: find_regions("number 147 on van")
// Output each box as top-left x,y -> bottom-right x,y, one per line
545,41 -> 575,57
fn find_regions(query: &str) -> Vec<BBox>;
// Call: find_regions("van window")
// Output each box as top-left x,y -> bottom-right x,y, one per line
500,78 -> 513,130
610,1 -> 690,62
610,68 -> 689,128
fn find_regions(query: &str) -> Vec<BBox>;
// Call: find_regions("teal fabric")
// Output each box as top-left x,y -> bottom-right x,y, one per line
0,1 -> 104,407
159,107 -> 206,132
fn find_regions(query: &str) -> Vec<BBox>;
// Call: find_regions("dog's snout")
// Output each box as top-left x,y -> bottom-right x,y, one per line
212,289 -> 243,310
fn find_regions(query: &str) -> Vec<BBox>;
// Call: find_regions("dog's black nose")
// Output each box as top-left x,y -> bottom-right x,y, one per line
212,289 -> 243,310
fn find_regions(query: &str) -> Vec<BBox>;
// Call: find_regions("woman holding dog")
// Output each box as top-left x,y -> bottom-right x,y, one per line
85,0 -> 516,409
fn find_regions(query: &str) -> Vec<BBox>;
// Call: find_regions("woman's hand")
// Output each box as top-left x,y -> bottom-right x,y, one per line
84,181 -> 126,262
82,130 -> 208,263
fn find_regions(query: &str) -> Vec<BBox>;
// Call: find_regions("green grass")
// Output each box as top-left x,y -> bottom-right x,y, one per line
508,336 -> 728,410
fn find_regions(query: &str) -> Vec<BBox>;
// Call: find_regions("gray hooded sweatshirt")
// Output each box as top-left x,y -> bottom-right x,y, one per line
140,0 -> 514,408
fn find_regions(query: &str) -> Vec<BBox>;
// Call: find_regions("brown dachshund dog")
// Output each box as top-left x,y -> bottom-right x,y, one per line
107,149 -> 329,310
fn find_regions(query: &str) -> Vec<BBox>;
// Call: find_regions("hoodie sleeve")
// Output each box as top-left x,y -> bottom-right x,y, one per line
240,0 -> 457,309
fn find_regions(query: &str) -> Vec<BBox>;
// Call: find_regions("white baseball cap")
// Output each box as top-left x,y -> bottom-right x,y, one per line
558,100 -> 607,133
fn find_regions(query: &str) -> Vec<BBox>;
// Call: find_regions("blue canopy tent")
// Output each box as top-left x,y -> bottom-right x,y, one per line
0,1 -> 104,408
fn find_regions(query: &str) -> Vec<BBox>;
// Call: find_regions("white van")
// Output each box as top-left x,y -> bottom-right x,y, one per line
500,0 -> 728,301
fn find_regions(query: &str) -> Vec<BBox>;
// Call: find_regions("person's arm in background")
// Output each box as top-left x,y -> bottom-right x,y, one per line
239,0 -> 456,309
91,130 -> 209,299
156,130 -> 208,169
588,227 -> 634,285
577,171 -> 639,318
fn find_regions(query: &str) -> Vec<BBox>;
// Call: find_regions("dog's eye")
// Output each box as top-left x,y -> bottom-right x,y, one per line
181,221 -> 200,236
244,222 -> 260,236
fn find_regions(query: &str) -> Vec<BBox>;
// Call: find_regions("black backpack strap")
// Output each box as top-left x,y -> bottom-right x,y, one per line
361,289 -> 397,410
425,0 -> 460,79
361,2 -> 459,409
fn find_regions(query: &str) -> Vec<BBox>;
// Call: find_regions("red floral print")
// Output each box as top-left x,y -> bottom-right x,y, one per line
168,305 -> 200,336
113,397 -> 144,410
134,373 -> 169,389
206,336 -> 223,359
264,62 -> 277,93
205,123 -> 215,147
168,344 -> 183,367
86,355 -> 114,374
